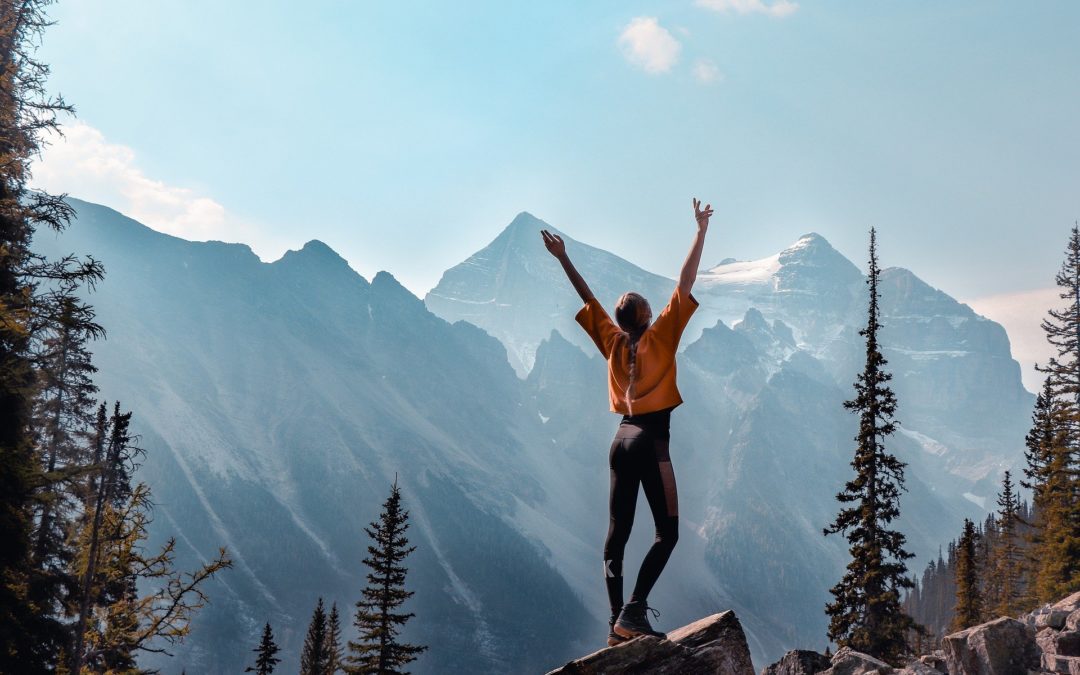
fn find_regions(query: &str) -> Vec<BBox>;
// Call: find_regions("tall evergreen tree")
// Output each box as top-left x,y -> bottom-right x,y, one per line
0,1 -> 102,670
823,228 -> 919,665
1023,224 -> 1080,602
1022,376 -> 1080,602
26,296 -> 102,636
246,621 -> 281,675
69,403 -> 231,671
346,477 -> 426,674
1041,224 -> 1080,434
301,597 -> 331,675
951,519 -> 982,631
325,601 -> 344,674
989,471 -> 1024,617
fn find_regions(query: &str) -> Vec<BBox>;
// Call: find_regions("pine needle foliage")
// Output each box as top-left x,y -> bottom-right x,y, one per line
245,622 -> 281,675
823,228 -> 919,665
951,519 -> 982,632
346,477 -> 426,674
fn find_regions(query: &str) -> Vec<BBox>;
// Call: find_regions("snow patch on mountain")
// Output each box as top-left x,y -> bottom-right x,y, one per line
898,427 -> 950,456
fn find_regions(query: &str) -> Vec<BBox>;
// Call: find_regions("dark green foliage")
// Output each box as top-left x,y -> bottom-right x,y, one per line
823,228 -> 919,665
0,0 -> 103,670
346,477 -> 426,674
1024,225 -> 1080,602
246,621 -> 281,674
1023,378 -> 1080,602
989,471 -> 1025,616
904,497 -> 1036,644
951,519 -> 982,631
301,597 -> 330,675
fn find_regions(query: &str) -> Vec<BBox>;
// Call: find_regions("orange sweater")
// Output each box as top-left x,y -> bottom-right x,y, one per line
575,286 -> 699,415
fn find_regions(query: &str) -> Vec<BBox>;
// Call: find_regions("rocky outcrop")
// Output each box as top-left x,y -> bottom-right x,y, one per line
761,649 -> 832,675
551,592 -> 1080,675
545,611 -> 755,675
942,617 -> 1038,675
1021,591 -> 1080,674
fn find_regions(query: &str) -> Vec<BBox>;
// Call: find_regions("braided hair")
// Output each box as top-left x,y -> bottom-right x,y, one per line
614,292 -> 652,416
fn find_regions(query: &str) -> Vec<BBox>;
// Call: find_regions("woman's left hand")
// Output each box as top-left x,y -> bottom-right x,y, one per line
693,198 -> 713,231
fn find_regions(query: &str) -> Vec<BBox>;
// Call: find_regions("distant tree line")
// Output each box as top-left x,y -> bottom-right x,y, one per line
905,225 -> 1080,646
903,473 -> 1033,646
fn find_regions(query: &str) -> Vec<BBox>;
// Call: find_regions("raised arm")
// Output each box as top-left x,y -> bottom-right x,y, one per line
541,229 -> 595,303
679,198 -> 713,296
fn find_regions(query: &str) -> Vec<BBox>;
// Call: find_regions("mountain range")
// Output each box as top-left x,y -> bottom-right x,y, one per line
34,201 -> 1034,673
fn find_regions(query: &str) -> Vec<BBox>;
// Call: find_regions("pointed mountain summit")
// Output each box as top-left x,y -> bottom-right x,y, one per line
425,211 -> 673,376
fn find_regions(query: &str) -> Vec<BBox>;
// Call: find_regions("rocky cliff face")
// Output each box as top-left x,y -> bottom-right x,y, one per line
757,592 -> 1080,675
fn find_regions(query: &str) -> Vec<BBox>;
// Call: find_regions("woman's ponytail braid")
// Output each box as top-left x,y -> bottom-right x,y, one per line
614,292 -> 652,417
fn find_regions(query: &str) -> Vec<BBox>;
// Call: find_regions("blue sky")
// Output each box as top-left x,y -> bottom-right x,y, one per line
30,1 -> 1080,388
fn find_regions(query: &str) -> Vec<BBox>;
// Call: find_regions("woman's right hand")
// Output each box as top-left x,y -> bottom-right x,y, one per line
541,229 -> 566,258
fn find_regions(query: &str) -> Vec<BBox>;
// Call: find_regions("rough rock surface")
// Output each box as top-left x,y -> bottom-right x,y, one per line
942,617 -> 1038,675
918,652 -> 948,672
761,649 -> 832,675
821,647 -> 895,675
545,611 -> 755,675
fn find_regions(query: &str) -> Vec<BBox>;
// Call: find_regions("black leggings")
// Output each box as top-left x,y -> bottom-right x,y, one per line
603,410 -> 679,616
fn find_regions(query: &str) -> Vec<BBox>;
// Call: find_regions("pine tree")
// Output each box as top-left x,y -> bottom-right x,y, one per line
26,296 -> 103,640
325,601 -> 344,674
346,477 -> 427,674
246,621 -> 281,675
951,519 -> 982,631
989,471 -> 1024,617
1024,224 -> 1080,602
0,1 -> 102,670
1022,377 -> 1079,602
823,228 -> 919,665
302,597 -> 331,675
1042,224 -> 1080,435
69,404 -> 231,671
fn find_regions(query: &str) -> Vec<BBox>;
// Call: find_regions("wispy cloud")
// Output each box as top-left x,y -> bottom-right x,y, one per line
30,120 -> 268,250
696,0 -> 799,18
694,59 -> 723,84
964,287 -> 1058,394
618,17 -> 682,74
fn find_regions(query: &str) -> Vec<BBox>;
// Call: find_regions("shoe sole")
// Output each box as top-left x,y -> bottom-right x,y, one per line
613,624 -> 645,639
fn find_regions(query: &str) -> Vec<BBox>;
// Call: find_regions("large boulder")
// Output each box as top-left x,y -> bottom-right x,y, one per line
762,650 -> 832,675
545,610 -> 755,675
821,647 -> 894,675
943,617 -> 1038,675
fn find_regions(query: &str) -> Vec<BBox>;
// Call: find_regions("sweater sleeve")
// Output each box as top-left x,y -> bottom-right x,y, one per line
574,297 -> 622,359
650,286 -> 699,350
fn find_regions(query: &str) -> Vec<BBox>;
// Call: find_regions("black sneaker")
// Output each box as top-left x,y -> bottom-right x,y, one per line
614,600 -> 666,640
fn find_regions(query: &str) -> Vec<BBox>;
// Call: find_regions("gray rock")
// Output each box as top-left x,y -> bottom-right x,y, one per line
1066,611 -> 1080,633
897,660 -> 944,675
1041,654 -> 1080,675
918,653 -> 948,673
1038,611 -> 1072,631
762,650 -> 832,675
823,648 -> 895,675
1053,593 -> 1080,614
1037,629 -> 1080,657
943,617 -> 1038,675
545,610 -> 755,675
